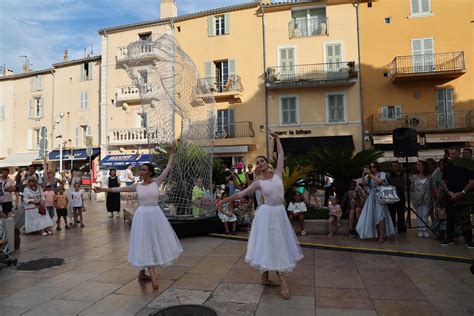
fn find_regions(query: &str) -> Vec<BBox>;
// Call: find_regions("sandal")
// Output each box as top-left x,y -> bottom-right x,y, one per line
280,283 -> 290,300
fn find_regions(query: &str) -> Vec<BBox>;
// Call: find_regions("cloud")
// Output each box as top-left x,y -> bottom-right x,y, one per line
0,0 -> 251,73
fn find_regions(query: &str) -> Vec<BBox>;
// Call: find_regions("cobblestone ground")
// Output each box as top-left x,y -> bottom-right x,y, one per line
0,198 -> 473,315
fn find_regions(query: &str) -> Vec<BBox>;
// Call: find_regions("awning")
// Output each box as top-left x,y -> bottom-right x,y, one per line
280,136 -> 354,154
425,132 -> 474,143
0,152 -> 40,167
377,149 -> 446,162
373,135 -> 393,145
214,146 -> 249,154
48,148 -> 100,161
100,154 -> 151,167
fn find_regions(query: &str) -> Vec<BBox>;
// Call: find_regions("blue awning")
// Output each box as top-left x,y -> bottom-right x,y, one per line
48,148 -> 100,161
100,154 -> 151,167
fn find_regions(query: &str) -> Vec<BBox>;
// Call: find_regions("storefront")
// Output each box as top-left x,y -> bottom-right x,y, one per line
0,152 -> 43,172
279,136 -> 355,155
98,154 -> 151,183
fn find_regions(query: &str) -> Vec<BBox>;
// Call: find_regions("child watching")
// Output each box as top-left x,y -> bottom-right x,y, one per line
44,185 -> 56,220
328,196 -> 342,237
287,192 -> 308,235
70,183 -> 85,228
54,187 -> 69,230
217,192 -> 237,235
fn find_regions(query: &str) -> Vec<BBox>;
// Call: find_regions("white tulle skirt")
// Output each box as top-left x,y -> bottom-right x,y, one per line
25,208 -> 54,233
128,205 -> 183,269
245,204 -> 303,272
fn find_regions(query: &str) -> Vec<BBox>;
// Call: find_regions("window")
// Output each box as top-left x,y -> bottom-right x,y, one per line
138,70 -> 148,84
208,14 -> 230,37
138,33 -> 152,53
139,33 -> 151,41
291,8 -> 327,37
280,96 -> 299,125
204,59 -> 236,92
29,97 -> 44,119
411,38 -> 434,72
33,128 -> 41,149
75,125 -> 91,147
80,91 -> 88,110
80,62 -> 93,81
381,105 -> 402,120
278,47 -> 296,80
216,109 -> 235,138
411,0 -> 431,16
29,75 -> 43,91
326,94 -> 345,123
137,113 -> 147,129
436,88 -> 454,128
384,16 -> 392,24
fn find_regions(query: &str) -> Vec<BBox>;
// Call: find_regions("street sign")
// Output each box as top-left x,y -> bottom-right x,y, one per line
39,149 -> 47,159
85,136 -> 93,148
40,127 -> 47,138
86,147 -> 93,157
39,138 -> 48,151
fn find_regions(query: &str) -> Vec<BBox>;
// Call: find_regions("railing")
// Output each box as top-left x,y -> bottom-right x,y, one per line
109,128 -> 158,145
384,52 -> 465,76
370,110 -> 474,133
116,41 -> 154,62
266,61 -> 357,83
215,121 -> 255,138
116,84 -> 154,101
289,16 -> 328,38
202,75 -> 243,93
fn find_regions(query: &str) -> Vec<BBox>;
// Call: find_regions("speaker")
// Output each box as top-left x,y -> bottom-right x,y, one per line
393,128 -> 418,157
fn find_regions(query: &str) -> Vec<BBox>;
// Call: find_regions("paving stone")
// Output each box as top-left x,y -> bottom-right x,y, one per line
364,280 -> 428,301
172,272 -> 223,291
22,299 -> 93,316
315,288 -> 373,310
93,269 -> 138,285
0,306 -> 29,316
423,290 -> 474,316
211,283 -> 264,304
0,286 -> 68,309
263,277 -> 314,297
36,272 -> 97,289
190,255 -> 239,275
147,288 -> 212,309
222,268 -> 263,284
372,299 -> 441,315
316,308 -> 377,316
56,282 -> 121,302
115,278 -> 174,297
205,301 -> 257,316
156,266 -> 189,280
79,293 -> 153,316
314,272 -> 365,289
255,294 -> 315,316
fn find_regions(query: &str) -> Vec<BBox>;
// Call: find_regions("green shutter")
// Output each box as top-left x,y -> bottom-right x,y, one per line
204,61 -> 213,88
224,13 -> 230,34
208,16 -> 214,37
228,109 -> 235,137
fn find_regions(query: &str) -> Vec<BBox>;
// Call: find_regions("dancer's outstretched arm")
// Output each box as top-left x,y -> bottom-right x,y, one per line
269,130 -> 284,176
216,181 -> 260,209
156,144 -> 175,186
94,183 -> 137,193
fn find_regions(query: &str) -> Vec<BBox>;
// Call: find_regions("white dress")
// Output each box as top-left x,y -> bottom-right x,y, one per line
23,187 -> 54,233
121,181 -> 183,269
238,167 -> 303,272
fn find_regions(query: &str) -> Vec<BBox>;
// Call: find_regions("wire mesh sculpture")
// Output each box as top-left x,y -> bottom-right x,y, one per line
122,33 -> 216,218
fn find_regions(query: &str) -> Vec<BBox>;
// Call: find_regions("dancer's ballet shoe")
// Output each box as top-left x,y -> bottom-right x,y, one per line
280,283 -> 290,300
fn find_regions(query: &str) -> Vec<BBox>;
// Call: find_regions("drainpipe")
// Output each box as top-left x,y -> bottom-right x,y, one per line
353,0 -> 365,150
50,69 -> 55,167
260,4 -> 269,157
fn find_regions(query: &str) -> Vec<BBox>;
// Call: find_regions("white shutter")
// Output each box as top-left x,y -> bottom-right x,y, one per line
84,91 -> 88,109
37,76 -> 43,90
27,129 -> 33,150
28,99 -> 33,118
224,13 -> 230,34
381,107 -> 388,120
204,61 -> 213,87
411,0 -> 420,14
30,78 -> 35,91
421,0 -> 430,13
87,126 -> 92,137
87,62 -> 93,80
39,97 -> 44,117
395,106 -> 402,119
75,127 -> 80,146
80,92 -> 84,110
80,65 -> 85,81
208,16 -> 214,37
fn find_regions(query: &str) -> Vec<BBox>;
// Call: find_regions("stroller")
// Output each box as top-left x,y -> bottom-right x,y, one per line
0,220 -> 18,267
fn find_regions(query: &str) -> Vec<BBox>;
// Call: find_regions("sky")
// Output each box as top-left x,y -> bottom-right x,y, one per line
0,0 -> 246,74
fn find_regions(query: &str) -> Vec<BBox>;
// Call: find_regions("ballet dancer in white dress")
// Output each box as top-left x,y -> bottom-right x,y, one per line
217,130 -> 303,299
94,146 -> 182,289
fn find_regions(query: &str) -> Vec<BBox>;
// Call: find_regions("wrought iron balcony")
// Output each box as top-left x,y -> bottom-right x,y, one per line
384,51 -> 465,82
289,16 -> 328,38
369,110 -> 474,134
109,128 -> 157,145
195,75 -> 243,103
215,121 -> 255,139
116,84 -> 154,104
266,61 -> 357,89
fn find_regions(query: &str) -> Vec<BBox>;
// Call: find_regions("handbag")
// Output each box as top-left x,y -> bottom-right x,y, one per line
38,205 -> 47,215
376,185 -> 400,204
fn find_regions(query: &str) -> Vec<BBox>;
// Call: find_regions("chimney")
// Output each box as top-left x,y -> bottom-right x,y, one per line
160,0 -> 177,19
259,0 -> 272,4
64,49 -> 69,62
22,62 -> 29,73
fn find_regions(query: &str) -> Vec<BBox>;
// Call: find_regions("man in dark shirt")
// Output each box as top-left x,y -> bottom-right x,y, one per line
441,147 -> 474,248
388,161 -> 406,233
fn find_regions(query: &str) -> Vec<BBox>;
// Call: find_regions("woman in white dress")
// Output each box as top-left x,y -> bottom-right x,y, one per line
217,130 -> 303,300
94,147 -> 182,289
23,177 -> 54,235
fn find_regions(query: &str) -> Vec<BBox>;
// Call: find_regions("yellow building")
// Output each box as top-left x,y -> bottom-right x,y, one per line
360,0 -> 473,160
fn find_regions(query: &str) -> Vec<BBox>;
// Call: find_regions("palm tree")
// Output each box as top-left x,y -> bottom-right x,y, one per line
306,148 -> 384,197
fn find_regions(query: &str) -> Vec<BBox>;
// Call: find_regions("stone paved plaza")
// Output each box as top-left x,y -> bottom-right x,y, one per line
0,199 -> 473,316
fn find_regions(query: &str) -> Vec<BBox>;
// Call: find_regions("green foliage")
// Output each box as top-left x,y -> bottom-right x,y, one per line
213,158 -> 227,185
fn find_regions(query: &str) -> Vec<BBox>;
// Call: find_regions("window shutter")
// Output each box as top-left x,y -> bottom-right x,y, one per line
38,76 -> 43,90
381,107 -> 388,120
39,97 -> 44,117
80,65 -> 85,81
228,59 -> 236,77
228,109 -> 235,137
75,127 -> 80,146
88,62 -> 93,80
27,129 -> 33,150
411,0 -> 419,14
30,78 -> 34,92
204,61 -> 213,87
337,95 -> 344,121
80,92 -> 83,110
421,0 -> 430,12
395,106 -> 402,119
87,126 -> 92,136
29,99 -> 33,118
207,16 -> 214,37
224,13 -> 230,34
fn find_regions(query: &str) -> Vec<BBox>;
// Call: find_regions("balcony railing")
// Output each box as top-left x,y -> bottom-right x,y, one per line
116,84 -> 154,103
116,41 -> 154,62
203,75 -> 243,94
370,110 -> 474,134
289,16 -> 328,38
266,62 -> 357,88
384,52 -> 465,81
215,121 -> 255,139
109,128 -> 157,145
